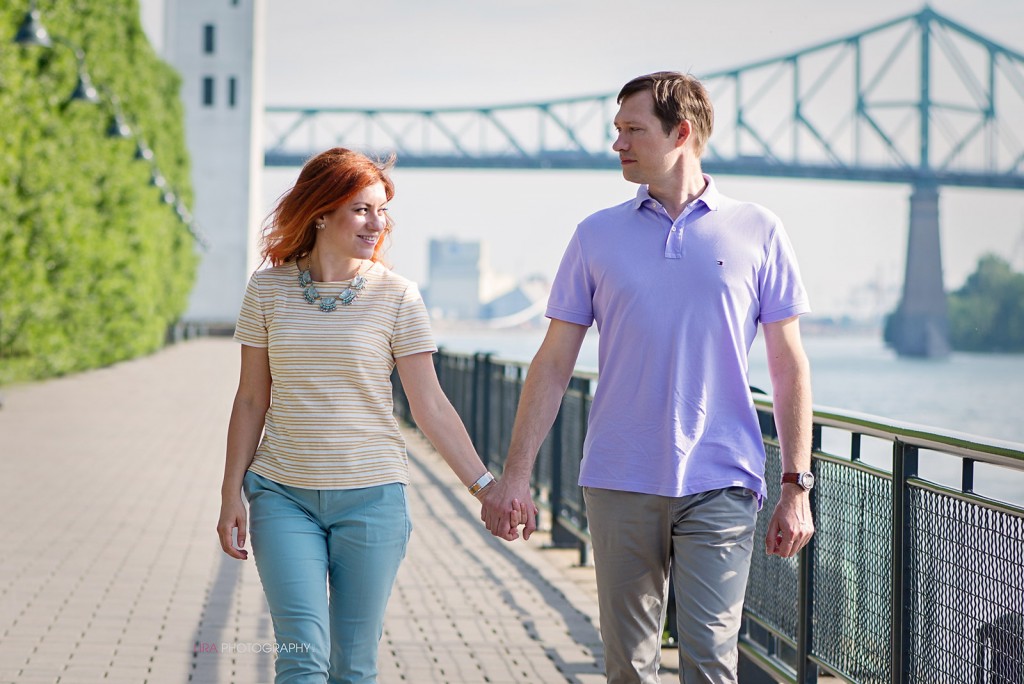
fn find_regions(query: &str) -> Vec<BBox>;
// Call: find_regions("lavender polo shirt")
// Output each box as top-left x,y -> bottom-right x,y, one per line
546,175 -> 810,500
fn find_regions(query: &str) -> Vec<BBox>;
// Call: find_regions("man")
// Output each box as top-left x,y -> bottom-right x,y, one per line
481,71 -> 814,683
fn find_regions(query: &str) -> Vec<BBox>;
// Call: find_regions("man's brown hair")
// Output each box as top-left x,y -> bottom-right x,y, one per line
617,71 -> 714,156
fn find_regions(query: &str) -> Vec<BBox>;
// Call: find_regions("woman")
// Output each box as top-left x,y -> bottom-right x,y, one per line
217,147 -> 523,683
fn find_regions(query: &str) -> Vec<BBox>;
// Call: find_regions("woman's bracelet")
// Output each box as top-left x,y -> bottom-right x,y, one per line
468,471 -> 495,497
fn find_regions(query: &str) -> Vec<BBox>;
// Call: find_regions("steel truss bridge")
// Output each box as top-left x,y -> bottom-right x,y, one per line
264,7 -> 1024,356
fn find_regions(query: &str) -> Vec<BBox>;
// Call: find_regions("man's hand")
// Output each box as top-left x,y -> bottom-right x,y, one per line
765,487 -> 814,557
480,475 -> 537,541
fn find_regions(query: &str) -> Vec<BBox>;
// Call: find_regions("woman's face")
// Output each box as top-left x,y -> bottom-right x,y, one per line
319,182 -> 389,260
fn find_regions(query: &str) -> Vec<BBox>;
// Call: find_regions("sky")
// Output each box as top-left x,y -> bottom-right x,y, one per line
142,0 -> 1024,319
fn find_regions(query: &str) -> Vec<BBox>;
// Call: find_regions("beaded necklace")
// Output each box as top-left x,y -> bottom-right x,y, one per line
297,258 -> 368,312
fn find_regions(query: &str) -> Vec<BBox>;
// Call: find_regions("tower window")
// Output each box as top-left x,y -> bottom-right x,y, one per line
202,77 -> 215,106
203,24 -> 215,54
228,77 -> 237,107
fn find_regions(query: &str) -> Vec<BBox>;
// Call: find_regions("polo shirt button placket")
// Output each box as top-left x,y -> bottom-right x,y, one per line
666,220 -> 685,259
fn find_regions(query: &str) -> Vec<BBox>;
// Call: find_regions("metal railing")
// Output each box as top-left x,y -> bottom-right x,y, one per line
392,350 -> 1024,683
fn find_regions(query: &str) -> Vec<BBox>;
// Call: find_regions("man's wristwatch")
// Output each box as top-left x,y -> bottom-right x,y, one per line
781,471 -> 815,492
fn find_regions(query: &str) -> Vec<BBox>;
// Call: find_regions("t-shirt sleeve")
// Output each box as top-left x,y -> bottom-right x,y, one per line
758,223 -> 811,324
234,272 -> 268,348
545,229 -> 595,327
392,283 -> 437,358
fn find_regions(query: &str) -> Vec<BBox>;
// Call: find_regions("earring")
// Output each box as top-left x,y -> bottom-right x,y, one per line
315,220 -> 325,231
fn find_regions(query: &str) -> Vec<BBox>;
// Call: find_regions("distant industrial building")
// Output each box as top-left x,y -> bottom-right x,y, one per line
427,239 -> 483,319
426,238 -> 545,325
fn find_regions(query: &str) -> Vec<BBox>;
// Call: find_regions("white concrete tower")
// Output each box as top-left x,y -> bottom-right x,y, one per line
162,0 -> 266,327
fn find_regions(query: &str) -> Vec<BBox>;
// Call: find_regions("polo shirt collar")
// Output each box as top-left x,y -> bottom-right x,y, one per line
632,174 -> 720,213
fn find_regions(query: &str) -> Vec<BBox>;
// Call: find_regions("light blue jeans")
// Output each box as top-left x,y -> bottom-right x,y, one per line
243,471 -> 411,684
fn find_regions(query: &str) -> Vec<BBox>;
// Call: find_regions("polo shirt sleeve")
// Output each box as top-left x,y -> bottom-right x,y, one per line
392,283 -> 437,358
758,223 -> 811,324
546,229 -> 595,327
234,272 -> 268,348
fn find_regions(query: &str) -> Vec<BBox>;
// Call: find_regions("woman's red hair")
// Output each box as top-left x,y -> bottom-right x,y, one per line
261,147 -> 396,267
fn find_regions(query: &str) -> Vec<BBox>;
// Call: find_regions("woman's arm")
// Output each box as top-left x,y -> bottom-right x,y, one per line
395,352 -> 527,539
217,344 -> 271,559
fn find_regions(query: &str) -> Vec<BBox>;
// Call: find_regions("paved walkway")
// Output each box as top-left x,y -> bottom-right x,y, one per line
0,338 -> 656,683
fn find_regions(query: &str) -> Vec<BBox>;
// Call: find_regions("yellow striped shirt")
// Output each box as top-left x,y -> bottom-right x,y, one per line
233,260 -> 436,489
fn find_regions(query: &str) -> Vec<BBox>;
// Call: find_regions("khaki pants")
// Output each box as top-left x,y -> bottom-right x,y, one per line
583,486 -> 757,684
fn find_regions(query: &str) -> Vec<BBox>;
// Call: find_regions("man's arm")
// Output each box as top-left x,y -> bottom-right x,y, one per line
480,319 -> 589,540
762,315 -> 814,558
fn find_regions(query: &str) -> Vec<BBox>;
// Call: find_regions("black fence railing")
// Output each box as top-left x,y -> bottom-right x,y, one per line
392,350 -> 1024,683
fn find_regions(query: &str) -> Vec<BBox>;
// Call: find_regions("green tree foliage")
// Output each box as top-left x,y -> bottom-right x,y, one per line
0,0 -> 197,383
948,254 -> 1024,352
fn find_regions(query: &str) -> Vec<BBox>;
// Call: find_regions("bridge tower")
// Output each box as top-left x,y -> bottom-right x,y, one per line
162,0 -> 266,328
885,182 -> 950,357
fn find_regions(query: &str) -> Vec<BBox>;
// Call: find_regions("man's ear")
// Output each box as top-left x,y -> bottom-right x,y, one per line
674,120 -> 692,148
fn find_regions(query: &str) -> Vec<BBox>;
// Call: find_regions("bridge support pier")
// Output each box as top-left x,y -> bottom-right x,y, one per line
885,181 -> 950,358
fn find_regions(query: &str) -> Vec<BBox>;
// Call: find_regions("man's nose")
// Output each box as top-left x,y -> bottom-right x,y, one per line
612,133 -> 627,152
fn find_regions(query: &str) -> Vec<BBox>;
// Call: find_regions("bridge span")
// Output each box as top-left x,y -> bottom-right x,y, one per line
265,8 -> 1024,357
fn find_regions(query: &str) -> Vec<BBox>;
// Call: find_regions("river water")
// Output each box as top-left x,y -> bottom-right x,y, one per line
433,327 -> 1024,504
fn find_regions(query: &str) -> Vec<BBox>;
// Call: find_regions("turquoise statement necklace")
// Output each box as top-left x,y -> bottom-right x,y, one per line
297,258 -> 368,312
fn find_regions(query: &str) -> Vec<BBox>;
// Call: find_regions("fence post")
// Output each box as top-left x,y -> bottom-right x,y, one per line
479,353 -> 492,469
549,376 -> 588,553
548,391 -> 575,547
470,353 -> 484,452
797,425 -> 821,683
891,439 -> 918,684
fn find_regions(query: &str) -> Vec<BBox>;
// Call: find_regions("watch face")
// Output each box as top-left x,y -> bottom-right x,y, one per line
799,472 -> 815,490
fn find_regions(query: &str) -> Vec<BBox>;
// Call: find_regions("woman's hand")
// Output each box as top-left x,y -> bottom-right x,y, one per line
509,498 -> 538,539
217,496 -> 249,560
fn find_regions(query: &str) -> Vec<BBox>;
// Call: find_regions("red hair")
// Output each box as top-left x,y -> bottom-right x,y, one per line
261,148 -> 396,267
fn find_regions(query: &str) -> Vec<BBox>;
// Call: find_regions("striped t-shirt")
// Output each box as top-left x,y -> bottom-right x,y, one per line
234,260 -> 436,489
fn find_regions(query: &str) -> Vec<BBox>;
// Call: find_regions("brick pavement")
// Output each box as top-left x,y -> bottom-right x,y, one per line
0,338 -> 632,683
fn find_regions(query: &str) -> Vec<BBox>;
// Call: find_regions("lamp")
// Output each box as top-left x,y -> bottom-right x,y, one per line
107,111 -> 132,138
134,141 -> 154,162
100,88 -> 132,138
53,37 -> 100,104
13,3 -> 51,47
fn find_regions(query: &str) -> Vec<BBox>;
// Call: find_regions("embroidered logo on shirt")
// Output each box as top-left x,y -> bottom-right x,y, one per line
716,260 -> 724,266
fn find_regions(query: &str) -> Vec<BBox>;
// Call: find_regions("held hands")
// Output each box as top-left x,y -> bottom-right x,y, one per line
765,486 -> 814,558
217,496 -> 249,560
478,475 -> 538,542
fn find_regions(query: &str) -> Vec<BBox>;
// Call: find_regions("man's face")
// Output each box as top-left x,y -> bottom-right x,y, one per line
612,90 -> 680,185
